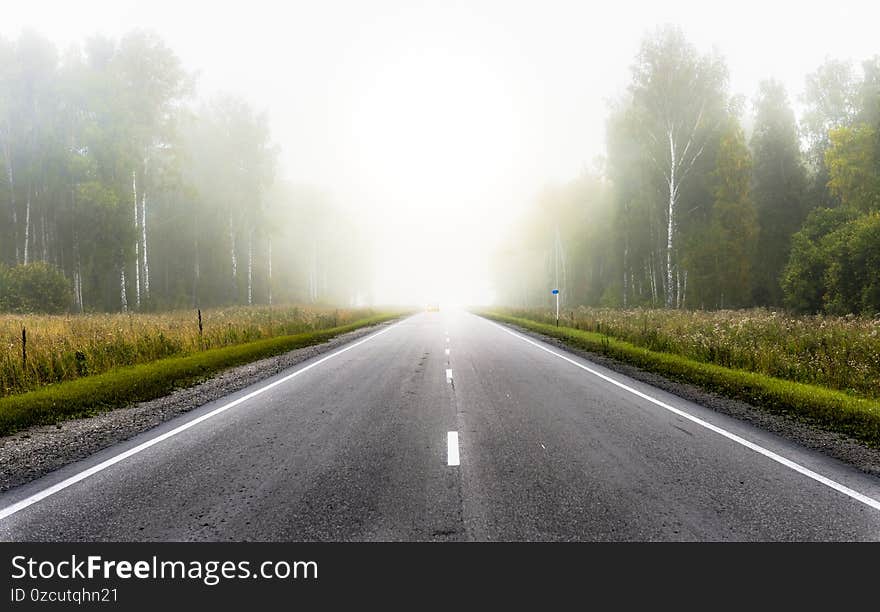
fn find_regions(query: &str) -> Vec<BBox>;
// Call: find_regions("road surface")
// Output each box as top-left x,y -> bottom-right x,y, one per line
2,311 -> 879,541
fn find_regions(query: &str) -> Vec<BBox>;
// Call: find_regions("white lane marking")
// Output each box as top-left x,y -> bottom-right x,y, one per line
447,432 -> 460,466
0,320 -> 405,521
445,348 -> 450,356
446,368 -> 453,383
487,319 -> 880,513
445,337 -> 449,344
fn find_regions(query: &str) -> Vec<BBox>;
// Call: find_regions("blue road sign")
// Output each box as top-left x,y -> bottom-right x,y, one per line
552,289 -> 559,294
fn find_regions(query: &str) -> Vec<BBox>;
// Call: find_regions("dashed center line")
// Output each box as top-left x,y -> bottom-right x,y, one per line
446,368 -> 453,383
445,348 -> 450,356
447,432 -> 460,466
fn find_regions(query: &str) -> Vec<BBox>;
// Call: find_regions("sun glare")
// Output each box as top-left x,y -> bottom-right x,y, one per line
350,47 -> 516,305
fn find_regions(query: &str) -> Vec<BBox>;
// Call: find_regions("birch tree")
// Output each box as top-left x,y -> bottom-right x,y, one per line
115,31 -> 189,308
1,29 -> 376,313
629,26 -> 727,308
0,38 -> 18,265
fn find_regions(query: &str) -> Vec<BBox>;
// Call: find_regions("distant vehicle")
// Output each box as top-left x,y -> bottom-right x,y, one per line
426,302 -> 440,312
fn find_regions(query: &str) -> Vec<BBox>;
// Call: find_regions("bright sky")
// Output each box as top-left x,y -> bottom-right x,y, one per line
4,0 -> 879,305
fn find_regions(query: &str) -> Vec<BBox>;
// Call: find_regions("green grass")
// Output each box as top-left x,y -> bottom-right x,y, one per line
0,313 -> 403,437
480,312 -> 880,447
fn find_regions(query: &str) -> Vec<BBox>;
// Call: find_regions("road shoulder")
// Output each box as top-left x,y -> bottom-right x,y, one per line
488,317 -> 880,479
0,320 -> 399,493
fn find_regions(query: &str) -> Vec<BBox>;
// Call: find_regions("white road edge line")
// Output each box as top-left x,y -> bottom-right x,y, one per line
0,319 -> 405,522
447,431 -> 460,466
487,319 -> 880,513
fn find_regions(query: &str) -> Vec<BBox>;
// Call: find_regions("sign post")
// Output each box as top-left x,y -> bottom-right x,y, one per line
552,289 -> 559,327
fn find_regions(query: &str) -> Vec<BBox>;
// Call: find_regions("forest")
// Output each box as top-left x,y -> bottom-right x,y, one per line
0,29 -> 371,314
492,26 -> 880,316
2,25 -> 879,317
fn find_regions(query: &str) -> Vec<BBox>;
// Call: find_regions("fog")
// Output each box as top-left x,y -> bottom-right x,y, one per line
1,0 -> 878,309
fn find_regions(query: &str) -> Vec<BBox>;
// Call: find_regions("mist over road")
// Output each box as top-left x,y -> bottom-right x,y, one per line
2,311 -> 879,541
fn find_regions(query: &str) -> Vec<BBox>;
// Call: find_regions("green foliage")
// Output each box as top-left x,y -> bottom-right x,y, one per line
801,59 -> 858,167
782,207 -> 854,313
688,120 -> 756,308
483,312 -> 880,446
493,45 -> 878,317
826,124 -> 880,211
750,80 -> 808,306
0,29 -> 366,313
0,262 -> 71,313
628,26 -> 729,309
493,31 -> 880,316
784,210 -> 880,316
823,212 -> 880,315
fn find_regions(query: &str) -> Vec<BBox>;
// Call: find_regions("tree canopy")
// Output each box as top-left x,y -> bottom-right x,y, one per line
0,30 -> 367,313
493,30 -> 880,316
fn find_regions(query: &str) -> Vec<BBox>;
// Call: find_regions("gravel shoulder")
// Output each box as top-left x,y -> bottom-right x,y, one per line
500,320 -> 880,479
0,320 -> 398,493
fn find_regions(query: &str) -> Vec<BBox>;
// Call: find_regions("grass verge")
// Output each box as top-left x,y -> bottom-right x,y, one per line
480,312 -> 880,447
0,313 -> 403,437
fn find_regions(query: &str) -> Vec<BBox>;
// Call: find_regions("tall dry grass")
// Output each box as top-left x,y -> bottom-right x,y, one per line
0,305 -> 377,397
503,307 -> 880,399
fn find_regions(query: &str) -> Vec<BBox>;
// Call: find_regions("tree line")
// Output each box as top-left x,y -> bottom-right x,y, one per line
493,26 -> 880,315
0,29 -> 370,313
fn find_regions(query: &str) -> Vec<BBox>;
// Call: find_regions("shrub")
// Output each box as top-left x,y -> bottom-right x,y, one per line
782,209 -> 880,316
0,262 -> 72,314
782,207 -> 854,314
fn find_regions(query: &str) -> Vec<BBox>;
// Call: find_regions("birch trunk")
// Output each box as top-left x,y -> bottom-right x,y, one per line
73,267 -> 83,312
247,230 -> 253,306
267,236 -> 272,306
23,185 -> 30,265
2,131 -> 17,264
120,264 -> 128,313
229,217 -> 238,299
141,185 -> 149,299
192,235 -> 200,307
40,212 -> 47,262
132,171 -> 140,309
665,129 -> 676,309
76,260 -> 83,311
72,189 -> 83,312
555,226 -> 567,308
622,241 -> 629,308
681,270 -> 688,309
676,269 -> 682,309
73,270 -> 80,311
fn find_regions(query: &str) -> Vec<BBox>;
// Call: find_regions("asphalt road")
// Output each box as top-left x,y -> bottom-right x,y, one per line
2,310 -> 880,541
